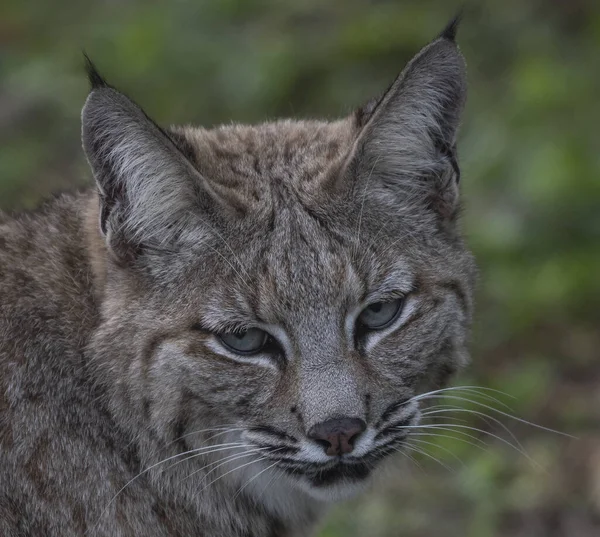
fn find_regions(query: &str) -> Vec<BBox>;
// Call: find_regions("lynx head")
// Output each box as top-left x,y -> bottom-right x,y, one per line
83,21 -> 475,503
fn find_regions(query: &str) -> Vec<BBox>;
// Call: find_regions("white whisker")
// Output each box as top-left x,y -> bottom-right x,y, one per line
403,443 -> 455,473
410,385 -> 516,405
398,423 -> 541,469
415,394 -> 573,438
167,425 -> 244,449
407,431 -> 488,451
184,448 -> 263,482
90,440 -> 247,535
420,407 -> 525,452
197,456 -> 270,494
353,155 -> 382,261
233,458 -> 281,500
408,438 -> 465,467
256,466 -> 285,501
160,444 -> 251,475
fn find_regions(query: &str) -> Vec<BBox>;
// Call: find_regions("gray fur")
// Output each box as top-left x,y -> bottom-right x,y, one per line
0,31 -> 475,537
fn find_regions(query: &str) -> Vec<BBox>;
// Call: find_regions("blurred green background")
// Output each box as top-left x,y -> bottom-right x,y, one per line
1,0 -> 599,535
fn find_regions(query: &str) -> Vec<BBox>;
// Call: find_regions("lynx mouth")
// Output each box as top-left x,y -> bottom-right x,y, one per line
300,461 -> 372,487
274,456 -> 373,485
278,437 -> 406,488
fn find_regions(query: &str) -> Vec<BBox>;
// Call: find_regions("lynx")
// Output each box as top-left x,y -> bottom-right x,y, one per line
0,18 -> 475,537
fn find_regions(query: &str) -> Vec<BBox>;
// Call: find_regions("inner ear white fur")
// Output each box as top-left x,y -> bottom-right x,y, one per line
347,35 -> 467,217
82,88 -> 202,246
82,87 -> 236,251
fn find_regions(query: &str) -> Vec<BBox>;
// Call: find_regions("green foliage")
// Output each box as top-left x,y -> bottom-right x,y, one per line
1,0 -> 598,535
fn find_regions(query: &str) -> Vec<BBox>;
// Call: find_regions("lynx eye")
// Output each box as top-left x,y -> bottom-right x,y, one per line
219,328 -> 269,355
358,298 -> 404,330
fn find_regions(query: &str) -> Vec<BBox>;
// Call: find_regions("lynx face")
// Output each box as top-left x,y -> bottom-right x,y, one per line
84,26 -> 475,502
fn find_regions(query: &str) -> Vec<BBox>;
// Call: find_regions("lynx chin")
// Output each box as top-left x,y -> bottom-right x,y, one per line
0,18 -> 475,537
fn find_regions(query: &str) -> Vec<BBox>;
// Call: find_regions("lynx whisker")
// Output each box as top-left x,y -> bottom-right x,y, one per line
411,384 -> 514,398
160,444 -> 255,475
196,456 -> 271,495
356,221 -> 387,267
89,441 -> 249,534
168,425 -> 245,448
420,407 -> 525,452
401,450 -> 427,474
233,459 -> 281,501
420,409 -> 469,424
408,437 -> 466,468
403,443 -> 455,473
415,393 -> 573,438
359,223 -> 423,268
195,240 -> 254,294
184,448 -> 266,482
256,466 -> 286,502
398,423 -> 541,469
182,208 -> 255,289
410,385 -> 516,407
407,431 -> 489,451
199,216 -> 253,283
353,155 -> 382,260
409,424 -> 490,446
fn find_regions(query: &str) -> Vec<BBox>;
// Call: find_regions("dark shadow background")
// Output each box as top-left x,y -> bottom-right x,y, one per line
1,1 -> 599,535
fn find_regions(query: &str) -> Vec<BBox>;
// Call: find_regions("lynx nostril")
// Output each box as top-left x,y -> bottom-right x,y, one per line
307,417 -> 367,456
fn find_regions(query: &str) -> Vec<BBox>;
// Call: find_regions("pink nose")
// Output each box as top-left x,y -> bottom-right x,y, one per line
308,417 -> 366,456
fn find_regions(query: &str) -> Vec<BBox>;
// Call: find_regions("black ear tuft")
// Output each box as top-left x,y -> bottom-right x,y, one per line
83,53 -> 108,89
439,10 -> 463,42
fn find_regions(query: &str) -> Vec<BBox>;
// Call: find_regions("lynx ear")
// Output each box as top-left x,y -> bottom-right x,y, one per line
349,22 -> 467,220
81,58 -> 212,260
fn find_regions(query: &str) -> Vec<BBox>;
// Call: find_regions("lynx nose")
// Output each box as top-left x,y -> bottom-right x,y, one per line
308,417 -> 367,456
